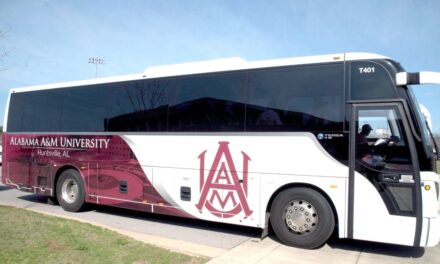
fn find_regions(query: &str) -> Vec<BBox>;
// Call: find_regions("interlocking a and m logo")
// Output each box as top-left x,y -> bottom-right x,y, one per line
196,141 -> 253,219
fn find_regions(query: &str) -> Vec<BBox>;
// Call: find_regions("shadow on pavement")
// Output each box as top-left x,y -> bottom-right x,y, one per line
327,236 -> 425,258
0,185 -> 12,192
94,204 -> 261,238
16,193 -> 261,238
266,230 -> 425,258
18,194 -> 48,204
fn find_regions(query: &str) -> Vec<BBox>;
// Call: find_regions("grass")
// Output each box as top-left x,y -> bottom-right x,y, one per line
437,160 -> 440,174
0,205 -> 207,264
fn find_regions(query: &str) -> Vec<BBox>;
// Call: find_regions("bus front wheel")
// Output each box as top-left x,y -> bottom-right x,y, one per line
56,169 -> 87,212
270,187 -> 334,249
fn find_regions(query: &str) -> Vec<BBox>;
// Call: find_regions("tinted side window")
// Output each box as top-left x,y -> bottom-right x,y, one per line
350,61 -> 397,100
247,64 -> 344,131
168,72 -> 246,132
61,85 -> 110,132
108,80 -> 169,132
11,90 -> 63,132
7,93 -> 25,132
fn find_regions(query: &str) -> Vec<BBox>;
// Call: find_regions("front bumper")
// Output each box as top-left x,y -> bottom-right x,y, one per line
423,216 -> 440,247
420,171 -> 440,246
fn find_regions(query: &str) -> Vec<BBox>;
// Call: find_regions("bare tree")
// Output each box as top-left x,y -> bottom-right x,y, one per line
0,30 -> 5,57
434,133 -> 440,148
0,29 -> 13,71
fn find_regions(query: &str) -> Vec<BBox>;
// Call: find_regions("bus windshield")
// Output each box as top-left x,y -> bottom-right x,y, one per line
407,86 -> 435,156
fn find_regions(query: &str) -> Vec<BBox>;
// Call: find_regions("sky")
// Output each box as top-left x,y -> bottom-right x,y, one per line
0,0 -> 439,132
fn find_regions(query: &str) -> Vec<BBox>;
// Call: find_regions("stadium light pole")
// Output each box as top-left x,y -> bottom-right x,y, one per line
88,57 -> 105,78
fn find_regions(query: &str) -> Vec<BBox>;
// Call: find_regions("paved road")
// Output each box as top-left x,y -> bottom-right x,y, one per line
1,170 -> 440,263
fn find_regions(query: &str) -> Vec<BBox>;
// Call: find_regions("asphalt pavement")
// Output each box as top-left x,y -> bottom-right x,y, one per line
1,170 -> 440,263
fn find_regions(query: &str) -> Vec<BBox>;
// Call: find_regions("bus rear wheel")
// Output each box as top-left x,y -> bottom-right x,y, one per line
56,169 -> 87,212
270,187 -> 334,249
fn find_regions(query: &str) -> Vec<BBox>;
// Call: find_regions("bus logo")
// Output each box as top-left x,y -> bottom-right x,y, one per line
196,141 -> 253,218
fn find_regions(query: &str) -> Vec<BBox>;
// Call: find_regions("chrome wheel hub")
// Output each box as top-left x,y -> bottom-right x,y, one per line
61,178 -> 78,204
284,200 -> 318,234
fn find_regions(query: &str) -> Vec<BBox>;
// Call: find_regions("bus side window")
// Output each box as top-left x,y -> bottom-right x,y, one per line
246,63 -> 344,132
246,97 -> 283,129
108,80 -> 169,132
284,97 -> 315,128
350,61 -> 397,100
168,72 -> 246,132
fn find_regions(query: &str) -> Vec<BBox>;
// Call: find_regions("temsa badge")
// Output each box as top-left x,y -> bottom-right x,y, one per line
196,141 -> 253,218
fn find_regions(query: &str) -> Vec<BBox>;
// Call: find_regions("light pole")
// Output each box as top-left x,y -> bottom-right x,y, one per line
88,57 -> 105,78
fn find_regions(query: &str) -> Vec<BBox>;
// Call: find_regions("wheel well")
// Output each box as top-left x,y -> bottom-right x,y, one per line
52,165 -> 80,198
266,183 -> 339,228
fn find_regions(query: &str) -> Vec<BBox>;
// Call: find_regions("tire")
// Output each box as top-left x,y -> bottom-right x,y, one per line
56,169 -> 87,212
270,187 -> 335,249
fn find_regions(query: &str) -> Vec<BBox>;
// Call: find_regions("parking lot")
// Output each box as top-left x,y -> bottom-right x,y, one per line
1,169 -> 439,263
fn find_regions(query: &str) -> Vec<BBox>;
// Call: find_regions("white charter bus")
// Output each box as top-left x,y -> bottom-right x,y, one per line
2,53 -> 440,248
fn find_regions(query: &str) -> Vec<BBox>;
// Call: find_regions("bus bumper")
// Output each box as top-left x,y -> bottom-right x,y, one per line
422,216 -> 440,247
420,172 -> 440,247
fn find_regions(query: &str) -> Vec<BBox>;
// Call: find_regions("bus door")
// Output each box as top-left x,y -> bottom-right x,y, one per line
349,102 -> 422,246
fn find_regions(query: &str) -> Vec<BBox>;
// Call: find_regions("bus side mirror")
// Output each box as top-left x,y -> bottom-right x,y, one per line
396,72 -> 440,86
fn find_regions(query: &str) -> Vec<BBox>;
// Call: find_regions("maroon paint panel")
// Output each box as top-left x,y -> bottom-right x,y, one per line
2,133 -> 191,218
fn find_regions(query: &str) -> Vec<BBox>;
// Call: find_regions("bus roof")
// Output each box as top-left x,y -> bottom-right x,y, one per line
10,52 -> 389,93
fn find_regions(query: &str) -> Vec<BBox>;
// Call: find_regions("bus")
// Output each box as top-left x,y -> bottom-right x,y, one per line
2,53 -> 439,249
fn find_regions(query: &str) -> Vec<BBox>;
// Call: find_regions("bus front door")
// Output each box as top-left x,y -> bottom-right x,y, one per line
349,102 -> 422,246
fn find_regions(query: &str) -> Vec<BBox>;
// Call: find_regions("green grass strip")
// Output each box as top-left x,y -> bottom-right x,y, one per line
0,205 -> 207,264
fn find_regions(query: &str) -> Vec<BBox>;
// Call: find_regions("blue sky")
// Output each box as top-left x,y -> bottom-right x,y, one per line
0,0 -> 439,132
